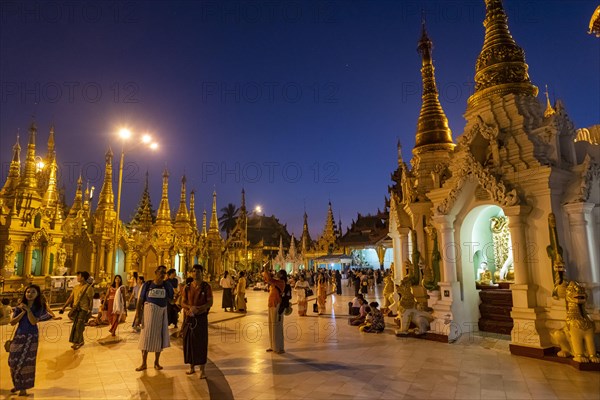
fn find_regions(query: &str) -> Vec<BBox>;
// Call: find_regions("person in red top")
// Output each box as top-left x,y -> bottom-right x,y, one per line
182,264 -> 213,379
262,266 -> 287,354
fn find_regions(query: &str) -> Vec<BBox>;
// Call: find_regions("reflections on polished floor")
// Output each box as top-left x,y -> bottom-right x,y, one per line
1,285 -> 598,399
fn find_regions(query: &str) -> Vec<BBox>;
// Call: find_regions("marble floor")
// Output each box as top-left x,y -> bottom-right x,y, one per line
1,282 -> 598,400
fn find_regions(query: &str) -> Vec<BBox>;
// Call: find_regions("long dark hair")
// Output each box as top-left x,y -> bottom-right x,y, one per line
111,274 -> 123,288
278,269 -> 288,283
20,284 -> 43,311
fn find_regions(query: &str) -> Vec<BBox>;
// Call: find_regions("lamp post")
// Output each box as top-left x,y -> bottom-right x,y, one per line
111,129 -> 158,277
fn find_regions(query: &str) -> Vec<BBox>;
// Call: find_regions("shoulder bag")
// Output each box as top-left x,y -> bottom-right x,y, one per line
4,325 -> 16,352
68,284 -> 92,321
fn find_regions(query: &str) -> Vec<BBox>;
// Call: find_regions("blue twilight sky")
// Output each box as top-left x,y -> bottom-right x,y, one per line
1,0 -> 599,238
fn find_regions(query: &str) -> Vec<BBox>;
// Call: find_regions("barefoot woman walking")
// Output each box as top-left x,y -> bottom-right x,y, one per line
134,265 -> 174,371
182,264 -> 213,378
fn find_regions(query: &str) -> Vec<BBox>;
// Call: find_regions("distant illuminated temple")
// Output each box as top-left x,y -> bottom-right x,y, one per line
0,129 -> 224,288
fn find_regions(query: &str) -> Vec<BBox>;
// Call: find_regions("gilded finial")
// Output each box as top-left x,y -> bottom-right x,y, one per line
544,84 -> 555,117
468,0 -> 538,107
413,18 -> 454,155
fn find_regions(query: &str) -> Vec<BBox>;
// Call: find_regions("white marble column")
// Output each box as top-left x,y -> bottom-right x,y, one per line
429,214 -> 461,340
503,205 -> 531,285
503,205 -> 546,347
563,202 -> 598,283
398,228 -> 410,279
390,233 -> 402,279
563,202 -> 600,309
432,214 -> 457,283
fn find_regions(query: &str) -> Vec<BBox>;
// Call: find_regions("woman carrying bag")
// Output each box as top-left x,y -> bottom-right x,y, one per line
7,284 -> 43,397
104,275 -> 127,336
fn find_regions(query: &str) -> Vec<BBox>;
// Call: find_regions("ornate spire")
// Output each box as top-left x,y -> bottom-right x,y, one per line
240,188 -> 246,213
20,121 -> 38,191
156,168 -> 172,225
1,135 -> 21,196
175,175 -> 189,224
323,201 -> 336,239
317,202 -> 338,254
278,235 -> 284,257
289,234 -> 298,258
43,125 -> 58,208
130,171 -> 156,232
52,199 -> 63,227
208,190 -> 219,234
301,211 -> 312,253
468,0 -> 538,107
189,190 -> 198,231
544,84 -> 555,117
96,148 -> 115,212
47,124 -> 55,154
397,139 -> 403,166
413,18 -> 454,155
68,173 -> 84,217
201,209 -> 208,237
83,180 -> 92,216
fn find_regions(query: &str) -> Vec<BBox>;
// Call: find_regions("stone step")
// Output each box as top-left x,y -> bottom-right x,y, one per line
479,303 -> 513,319
479,319 -> 514,335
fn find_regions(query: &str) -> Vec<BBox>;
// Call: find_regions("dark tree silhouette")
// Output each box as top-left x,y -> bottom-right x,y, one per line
219,203 -> 239,238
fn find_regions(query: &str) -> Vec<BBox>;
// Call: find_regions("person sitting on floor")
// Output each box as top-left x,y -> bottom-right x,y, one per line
348,294 -> 364,316
349,298 -> 368,326
360,302 -> 385,333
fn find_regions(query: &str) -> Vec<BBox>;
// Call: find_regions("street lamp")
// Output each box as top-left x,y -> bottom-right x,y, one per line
112,128 -> 158,276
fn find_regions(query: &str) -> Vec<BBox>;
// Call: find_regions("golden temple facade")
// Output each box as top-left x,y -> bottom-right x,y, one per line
0,130 -> 225,289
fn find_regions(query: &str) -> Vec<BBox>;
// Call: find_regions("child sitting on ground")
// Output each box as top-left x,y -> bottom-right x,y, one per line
92,293 -> 101,315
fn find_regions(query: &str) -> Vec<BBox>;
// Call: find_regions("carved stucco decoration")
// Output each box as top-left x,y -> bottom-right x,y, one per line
575,155 -> 600,203
431,163 -> 449,189
552,101 -> 576,136
457,115 -> 500,149
399,165 -> 418,205
30,228 -> 53,245
436,152 -> 519,215
389,192 -> 412,230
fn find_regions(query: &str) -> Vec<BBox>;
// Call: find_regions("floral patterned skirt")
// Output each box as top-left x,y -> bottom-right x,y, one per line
8,331 -> 39,390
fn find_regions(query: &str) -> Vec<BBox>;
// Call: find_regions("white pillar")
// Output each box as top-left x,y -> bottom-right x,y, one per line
399,228 -> 410,279
563,202 -> 600,309
503,205 -> 546,347
563,202 -> 598,283
432,214 -> 457,283
503,205 -> 531,285
390,233 -> 402,279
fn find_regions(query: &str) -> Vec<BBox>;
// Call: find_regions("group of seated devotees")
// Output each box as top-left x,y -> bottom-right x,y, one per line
348,294 -> 385,333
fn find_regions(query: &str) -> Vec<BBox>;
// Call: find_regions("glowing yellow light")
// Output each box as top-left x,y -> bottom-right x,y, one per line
150,142 -> 159,150
255,205 -> 262,214
119,128 -> 131,139
142,134 -> 152,144
36,161 -> 45,171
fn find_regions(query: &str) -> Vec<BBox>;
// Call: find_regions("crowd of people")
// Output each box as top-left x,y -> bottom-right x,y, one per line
3,265 -> 391,396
